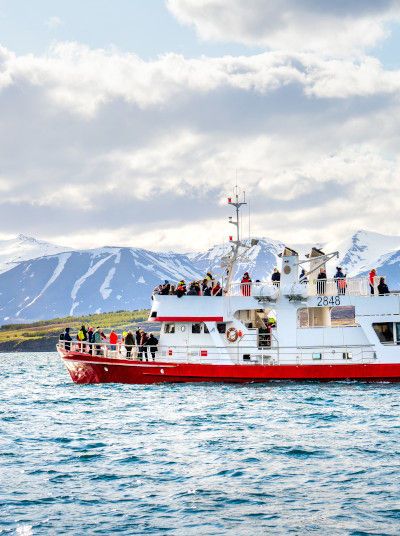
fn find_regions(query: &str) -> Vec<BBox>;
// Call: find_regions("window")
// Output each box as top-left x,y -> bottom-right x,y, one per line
373,323 -> 394,344
203,324 -> 209,334
192,323 -> 201,334
396,323 -> 400,345
164,323 -> 175,334
217,323 -> 226,334
342,352 -> 352,360
312,353 -> 322,360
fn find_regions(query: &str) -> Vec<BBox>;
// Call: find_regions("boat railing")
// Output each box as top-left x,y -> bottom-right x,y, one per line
57,340 -> 376,365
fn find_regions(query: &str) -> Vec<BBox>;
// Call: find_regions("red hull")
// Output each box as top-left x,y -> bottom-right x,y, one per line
59,349 -> 400,384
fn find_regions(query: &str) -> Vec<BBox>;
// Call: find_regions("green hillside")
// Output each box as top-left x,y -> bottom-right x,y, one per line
0,309 -> 154,352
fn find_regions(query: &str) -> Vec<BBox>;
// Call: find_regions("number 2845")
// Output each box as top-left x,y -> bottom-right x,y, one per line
317,296 -> 341,306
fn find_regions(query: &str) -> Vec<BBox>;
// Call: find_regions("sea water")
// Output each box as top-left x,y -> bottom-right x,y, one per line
1,353 -> 400,536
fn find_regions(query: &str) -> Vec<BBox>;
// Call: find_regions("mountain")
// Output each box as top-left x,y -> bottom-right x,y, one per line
0,234 -> 70,274
0,247 -> 202,323
189,237 -> 285,282
325,230 -> 400,277
0,230 -> 399,324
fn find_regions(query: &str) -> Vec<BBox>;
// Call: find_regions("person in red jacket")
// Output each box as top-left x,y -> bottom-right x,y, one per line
109,330 -> 118,351
369,269 -> 377,294
241,272 -> 252,296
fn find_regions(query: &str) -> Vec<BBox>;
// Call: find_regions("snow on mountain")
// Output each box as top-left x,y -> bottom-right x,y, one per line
189,237 -> 285,281
325,230 -> 400,277
1,230 -> 400,324
0,234 -> 71,274
0,246 -> 202,323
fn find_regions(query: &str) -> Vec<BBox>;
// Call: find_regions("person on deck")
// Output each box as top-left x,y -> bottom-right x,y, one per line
334,267 -> 347,295
271,268 -> 281,287
241,272 -> 252,296
187,282 -> 198,295
212,281 -> 222,296
87,327 -> 94,354
378,277 -> 390,295
145,332 -> 159,361
63,327 -> 72,351
109,330 -> 118,352
317,268 -> 327,295
161,281 -> 170,295
369,269 -> 377,295
93,328 -> 103,356
176,280 -> 186,298
299,268 -> 308,283
124,330 -> 135,358
140,330 -> 148,360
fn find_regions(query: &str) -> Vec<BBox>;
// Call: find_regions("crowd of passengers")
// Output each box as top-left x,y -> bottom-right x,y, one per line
154,267 -> 391,297
60,325 -> 159,360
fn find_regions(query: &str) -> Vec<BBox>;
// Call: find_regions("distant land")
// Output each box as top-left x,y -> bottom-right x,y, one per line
1,230 -> 400,324
0,309 -> 153,353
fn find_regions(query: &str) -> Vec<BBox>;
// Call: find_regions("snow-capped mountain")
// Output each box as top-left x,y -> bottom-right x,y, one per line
189,237 -> 285,282
0,234 -> 70,274
1,230 -> 400,324
325,230 -> 400,277
0,246 -> 202,323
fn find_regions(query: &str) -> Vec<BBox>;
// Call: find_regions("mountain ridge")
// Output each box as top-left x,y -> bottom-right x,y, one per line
0,230 -> 399,324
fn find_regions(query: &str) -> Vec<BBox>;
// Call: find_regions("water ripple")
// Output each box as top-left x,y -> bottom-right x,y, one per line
1,352 -> 400,536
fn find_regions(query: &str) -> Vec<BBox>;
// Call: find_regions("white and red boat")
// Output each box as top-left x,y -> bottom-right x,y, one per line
57,191 -> 400,384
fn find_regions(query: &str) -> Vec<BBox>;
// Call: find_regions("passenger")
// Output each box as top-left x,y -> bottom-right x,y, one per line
93,328 -> 103,356
140,330 -> 148,360
317,268 -> 327,295
63,327 -> 72,351
203,284 -> 212,296
137,329 -> 143,360
176,280 -> 186,298
299,268 -> 308,283
77,325 -> 87,352
88,327 -> 94,354
153,286 -> 159,295
124,330 -> 135,358
145,332 -> 159,361
378,277 -> 390,295
187,282 -> 198,295
109,330 -> 118,352
169,284 -> 176,295
161,280 -> 170,295
241,272 -> 252,296
334,267 -> 347,295
369,268 -> 377,295
271,268 -> 281,287
212,281 -> 222,296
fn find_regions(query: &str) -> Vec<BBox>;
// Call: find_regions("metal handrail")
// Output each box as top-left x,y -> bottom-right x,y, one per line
57,339 -> 376,365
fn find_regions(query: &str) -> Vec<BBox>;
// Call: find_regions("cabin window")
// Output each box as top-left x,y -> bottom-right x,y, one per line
203,324 -> 210,334
342,352 -> 352,360
312,353 -> 322,360
373,323 -> 394,344
164,323 -> 175,334
192,323 -> 201,334
217,323 -> 226,334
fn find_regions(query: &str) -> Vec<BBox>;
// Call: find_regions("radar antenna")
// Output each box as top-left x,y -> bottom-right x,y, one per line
222,186 -> 258,293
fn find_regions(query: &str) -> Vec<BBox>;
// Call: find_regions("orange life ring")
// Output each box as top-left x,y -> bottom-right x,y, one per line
227,327 -> 239,342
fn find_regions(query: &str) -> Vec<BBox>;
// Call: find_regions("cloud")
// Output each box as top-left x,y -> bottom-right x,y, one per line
1,42 -> 400,250
166,0 -> 400,55
45,16 -> 62,30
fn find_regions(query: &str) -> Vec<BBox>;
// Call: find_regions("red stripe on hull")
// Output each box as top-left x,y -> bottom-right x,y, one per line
59,350 -> 400,384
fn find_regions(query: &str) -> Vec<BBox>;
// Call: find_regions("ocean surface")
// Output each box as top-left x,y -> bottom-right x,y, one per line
1,353 -> 400,536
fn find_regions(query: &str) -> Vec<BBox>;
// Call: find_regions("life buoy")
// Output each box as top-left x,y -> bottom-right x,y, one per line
227,327 -> 239,342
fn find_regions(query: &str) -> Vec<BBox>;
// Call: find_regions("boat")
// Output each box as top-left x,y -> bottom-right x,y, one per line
57,189 -> 400,384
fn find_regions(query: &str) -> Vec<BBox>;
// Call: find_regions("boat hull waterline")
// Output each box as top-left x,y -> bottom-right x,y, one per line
58,350 -> 400,384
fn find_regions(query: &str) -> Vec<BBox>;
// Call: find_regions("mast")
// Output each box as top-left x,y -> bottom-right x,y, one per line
224,186 -> 247,293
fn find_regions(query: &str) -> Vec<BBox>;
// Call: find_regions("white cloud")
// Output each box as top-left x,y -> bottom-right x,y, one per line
45,16 -> 62,30
167,0 -> 400,55
1,42 -> 400,250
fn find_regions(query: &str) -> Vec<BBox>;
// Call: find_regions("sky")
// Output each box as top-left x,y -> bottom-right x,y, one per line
1,0 -> 400,252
